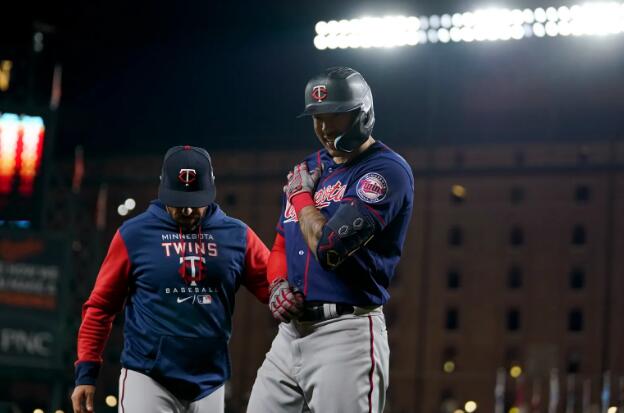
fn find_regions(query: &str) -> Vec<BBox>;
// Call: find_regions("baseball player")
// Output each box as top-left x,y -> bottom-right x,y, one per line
71,146 -> 270,413
247,67 -> 414,412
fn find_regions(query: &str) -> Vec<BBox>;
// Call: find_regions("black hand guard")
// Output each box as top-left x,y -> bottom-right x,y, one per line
316,200 -> 377,270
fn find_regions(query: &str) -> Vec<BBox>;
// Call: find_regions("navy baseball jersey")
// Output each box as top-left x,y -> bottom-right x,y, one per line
75,200 -> 269,401
277,141 -> 414,306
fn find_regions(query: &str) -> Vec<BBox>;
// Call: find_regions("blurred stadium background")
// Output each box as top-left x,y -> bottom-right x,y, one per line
1,0 -> 623,412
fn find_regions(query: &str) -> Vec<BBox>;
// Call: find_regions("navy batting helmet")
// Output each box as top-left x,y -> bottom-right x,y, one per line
298,67 -> 375,153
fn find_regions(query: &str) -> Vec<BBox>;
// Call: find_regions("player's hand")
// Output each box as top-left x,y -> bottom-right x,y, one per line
71,384 -> 96,413
269,278 -> 304,323
284,162 -> 321,204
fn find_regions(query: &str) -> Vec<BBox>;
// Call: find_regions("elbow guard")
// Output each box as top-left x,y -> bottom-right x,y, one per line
316,200 -> 376,270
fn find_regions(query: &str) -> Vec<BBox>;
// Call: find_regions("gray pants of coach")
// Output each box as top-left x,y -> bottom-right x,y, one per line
247,308 -> 389,413
117,368 -> 225,413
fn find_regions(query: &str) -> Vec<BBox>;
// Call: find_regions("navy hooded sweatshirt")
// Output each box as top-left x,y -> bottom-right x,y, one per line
75,200 -> 269,401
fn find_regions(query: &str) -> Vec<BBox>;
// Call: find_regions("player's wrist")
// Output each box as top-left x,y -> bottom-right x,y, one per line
269,277 -> 287,290
74,361 -> 101,386
290,192 -> 315,216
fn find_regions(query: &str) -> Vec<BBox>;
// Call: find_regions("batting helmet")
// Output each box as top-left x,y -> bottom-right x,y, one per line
298,67 -> 375,153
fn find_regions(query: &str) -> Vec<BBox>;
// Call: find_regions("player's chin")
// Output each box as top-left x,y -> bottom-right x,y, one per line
323,142 -> 339,154
326,146 -> 347,157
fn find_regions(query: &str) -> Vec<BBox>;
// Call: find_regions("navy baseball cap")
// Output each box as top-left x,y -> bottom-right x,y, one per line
158,145 -> 216,207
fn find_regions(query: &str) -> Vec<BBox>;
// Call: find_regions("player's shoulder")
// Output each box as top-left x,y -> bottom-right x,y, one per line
356,141 -> 413,182
303,149 -> 329,169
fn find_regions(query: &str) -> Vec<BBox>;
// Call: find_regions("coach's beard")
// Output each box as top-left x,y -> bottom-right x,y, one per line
167,207 -> 205,232
175,215 -> 202,232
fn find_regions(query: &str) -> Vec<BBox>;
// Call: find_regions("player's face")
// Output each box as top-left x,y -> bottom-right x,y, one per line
166,206 -> 208,231
313,112 -> 355,156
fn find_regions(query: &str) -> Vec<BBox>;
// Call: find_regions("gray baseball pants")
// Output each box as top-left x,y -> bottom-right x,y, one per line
117,368 -> 225,413
247,309 -> 389,413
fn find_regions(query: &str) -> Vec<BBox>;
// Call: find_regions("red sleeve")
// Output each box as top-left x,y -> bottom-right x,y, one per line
267,232 -> 287,284
242,227 -> 270,304
75,230 -> 131,365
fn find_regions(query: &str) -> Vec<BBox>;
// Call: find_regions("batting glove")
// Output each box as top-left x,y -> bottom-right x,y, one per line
269,278 -> 304,323
284,162 -> 321,205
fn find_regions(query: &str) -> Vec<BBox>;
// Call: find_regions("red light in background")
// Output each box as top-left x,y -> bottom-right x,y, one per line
0,114 -> 20,194
18,117 -> 45,196
0,113 -> 45,196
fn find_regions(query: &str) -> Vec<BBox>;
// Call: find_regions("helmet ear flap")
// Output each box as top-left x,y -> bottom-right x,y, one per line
361,110 -> 370,124
359,110 -> 369,135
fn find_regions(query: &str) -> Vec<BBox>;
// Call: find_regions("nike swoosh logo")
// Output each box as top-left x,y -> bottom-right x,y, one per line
177,296 -> 193,303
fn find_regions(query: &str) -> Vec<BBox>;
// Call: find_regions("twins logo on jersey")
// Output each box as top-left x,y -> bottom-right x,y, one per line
284,181 -> 347,223
178,256 -> 206,286
160,236 -> 219,286
356,172 -> 388,203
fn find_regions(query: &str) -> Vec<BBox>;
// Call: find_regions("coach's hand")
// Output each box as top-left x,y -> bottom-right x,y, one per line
285,162 -> 321,204
71,384 -> 96,413
269,278 -> 304,323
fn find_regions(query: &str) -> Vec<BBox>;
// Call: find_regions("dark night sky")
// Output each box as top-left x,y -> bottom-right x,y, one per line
3,0 -> 624,158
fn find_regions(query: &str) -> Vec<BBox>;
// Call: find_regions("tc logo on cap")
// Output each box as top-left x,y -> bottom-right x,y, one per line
178,168 -> 197,186
311,85 -> 328,102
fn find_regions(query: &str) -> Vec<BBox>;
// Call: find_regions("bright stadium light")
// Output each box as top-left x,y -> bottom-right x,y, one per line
314,35 -> 327,50
428,29 -> 439,43
430,14 -> 441,29
546,7 -> 559,21
523,8 -> 535,23
438,28 -> 451,42
512,24 -> 525,39
312,1 -> 624,49
534,8 -> 548,22
558,6 -> 572,20
443,360 -> 456,372
546,21 -> 560,36
462,11 -> 475,27
327,20 -> 339,34
315,21 -> 328,35
465,401 -> 478,412
450,27 -> 463,41
452,13 -> 463,26
558,21 -> 572,36
461,27 -> 476,42
124,198 -> 136,210
117,204 -> 128,216
105,395 -> 118,407
533,22 -> 546,37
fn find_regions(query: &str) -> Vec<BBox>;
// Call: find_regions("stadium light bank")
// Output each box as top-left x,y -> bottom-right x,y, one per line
313,2 -> 624,49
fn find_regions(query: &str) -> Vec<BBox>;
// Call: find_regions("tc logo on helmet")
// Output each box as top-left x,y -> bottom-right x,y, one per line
178,168 -> 197,186
311,85 -> 328,102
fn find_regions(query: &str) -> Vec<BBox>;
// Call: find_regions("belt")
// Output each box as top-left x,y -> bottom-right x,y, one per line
298,303 -> 380,322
